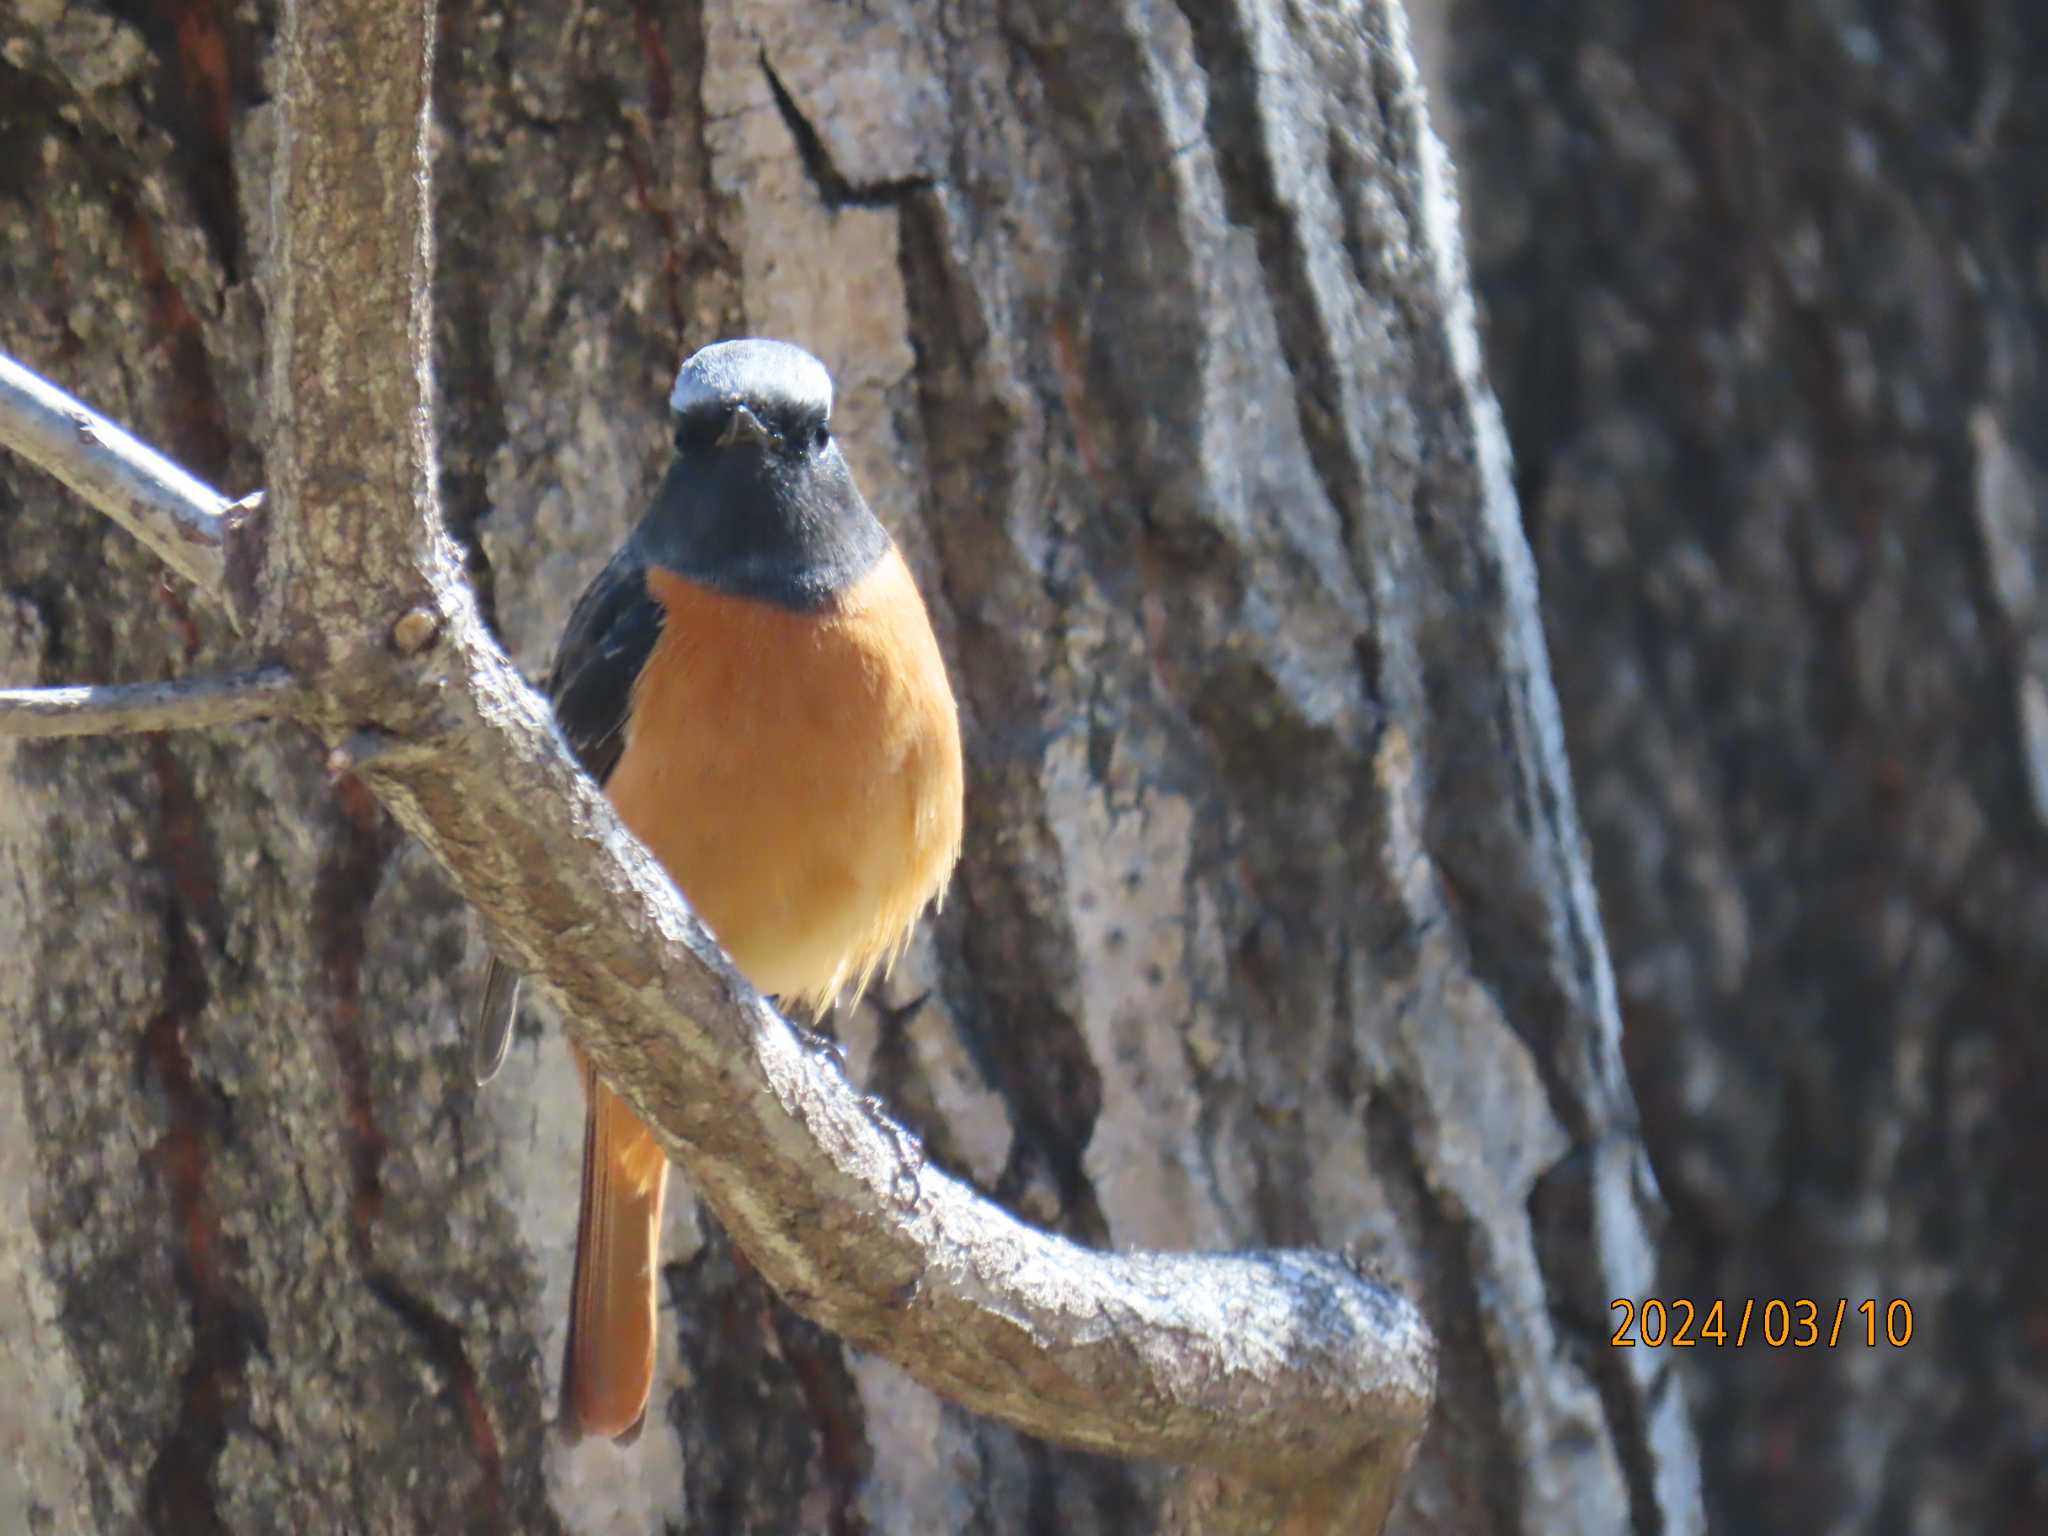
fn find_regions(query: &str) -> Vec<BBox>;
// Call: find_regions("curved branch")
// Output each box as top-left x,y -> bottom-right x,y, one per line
0,352 -> 258,630
0,668 -> 301,738
357,623 -> 1438,1480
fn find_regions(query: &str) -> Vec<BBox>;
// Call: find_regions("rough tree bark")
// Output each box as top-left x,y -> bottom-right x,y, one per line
1419,3 -> 2048,1533
1,2 -> 1697,1533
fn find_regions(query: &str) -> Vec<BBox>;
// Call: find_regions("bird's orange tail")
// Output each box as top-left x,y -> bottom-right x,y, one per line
563,1054 -> 669,1442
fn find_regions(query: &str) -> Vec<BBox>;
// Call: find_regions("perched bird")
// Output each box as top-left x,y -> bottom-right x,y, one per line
473,339 -> 964,1442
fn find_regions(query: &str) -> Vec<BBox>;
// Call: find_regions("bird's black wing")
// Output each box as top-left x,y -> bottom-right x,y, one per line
472,540 -> 664,1084
544,541 -> 665,787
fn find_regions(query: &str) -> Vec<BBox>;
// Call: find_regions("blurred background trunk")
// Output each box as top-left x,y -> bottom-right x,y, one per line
1414,2 -> 2048,1532
25,0 -> 1984,1532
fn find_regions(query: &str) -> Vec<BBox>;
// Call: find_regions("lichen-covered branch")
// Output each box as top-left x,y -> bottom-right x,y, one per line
0,670 -> 300,738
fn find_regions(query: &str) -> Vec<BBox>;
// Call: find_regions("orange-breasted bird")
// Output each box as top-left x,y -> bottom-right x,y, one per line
472,339 -> 964,1442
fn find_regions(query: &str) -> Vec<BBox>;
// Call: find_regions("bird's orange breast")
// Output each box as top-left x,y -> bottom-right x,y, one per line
604,547 -> 963,1013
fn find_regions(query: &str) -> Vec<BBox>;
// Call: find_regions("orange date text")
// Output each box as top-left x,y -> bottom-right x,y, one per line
1608,1298 -> 1914,1349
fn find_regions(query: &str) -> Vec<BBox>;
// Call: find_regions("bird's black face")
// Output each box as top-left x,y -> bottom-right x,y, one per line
635,341 -> 890,611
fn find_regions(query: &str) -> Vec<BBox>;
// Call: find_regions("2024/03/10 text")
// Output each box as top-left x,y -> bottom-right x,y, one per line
1609,1298 -> 1914,1349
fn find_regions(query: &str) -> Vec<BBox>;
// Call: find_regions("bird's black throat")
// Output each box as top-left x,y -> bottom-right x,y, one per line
633,436 -> 890,612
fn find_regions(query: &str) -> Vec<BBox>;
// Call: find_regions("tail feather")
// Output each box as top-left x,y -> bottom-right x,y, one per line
562,1051 -> 669,1442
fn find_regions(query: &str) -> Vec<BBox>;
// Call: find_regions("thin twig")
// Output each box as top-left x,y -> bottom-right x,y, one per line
0,668 -> 300,739
0,351 -> 253,628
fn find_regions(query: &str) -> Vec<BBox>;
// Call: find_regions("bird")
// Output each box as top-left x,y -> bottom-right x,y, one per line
472,339 -> 964,1443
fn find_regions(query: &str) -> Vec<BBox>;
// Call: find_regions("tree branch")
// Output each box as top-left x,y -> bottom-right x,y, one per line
350,632 -> 1438,1483
0,669 -> 301,739
0,351 -> 260,631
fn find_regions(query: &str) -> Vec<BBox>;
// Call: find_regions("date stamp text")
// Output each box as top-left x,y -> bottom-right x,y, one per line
1609,1298 -> 1914,1349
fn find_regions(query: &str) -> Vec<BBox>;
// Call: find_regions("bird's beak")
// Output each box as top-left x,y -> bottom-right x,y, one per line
716,404 -> 777,451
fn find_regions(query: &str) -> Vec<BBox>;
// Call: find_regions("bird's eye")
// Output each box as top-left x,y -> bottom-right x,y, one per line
814,424 -> 831,450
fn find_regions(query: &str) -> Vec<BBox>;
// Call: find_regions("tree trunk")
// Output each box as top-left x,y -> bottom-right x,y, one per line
1420,2 -> 2048,1532
0,2 -> 1695,1532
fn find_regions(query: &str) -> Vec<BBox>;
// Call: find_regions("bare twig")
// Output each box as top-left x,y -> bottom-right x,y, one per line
0,352 -> 258,629
0,669 -> 300,739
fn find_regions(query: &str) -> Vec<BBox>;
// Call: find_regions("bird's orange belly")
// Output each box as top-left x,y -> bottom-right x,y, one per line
603,551 -> 963,1013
